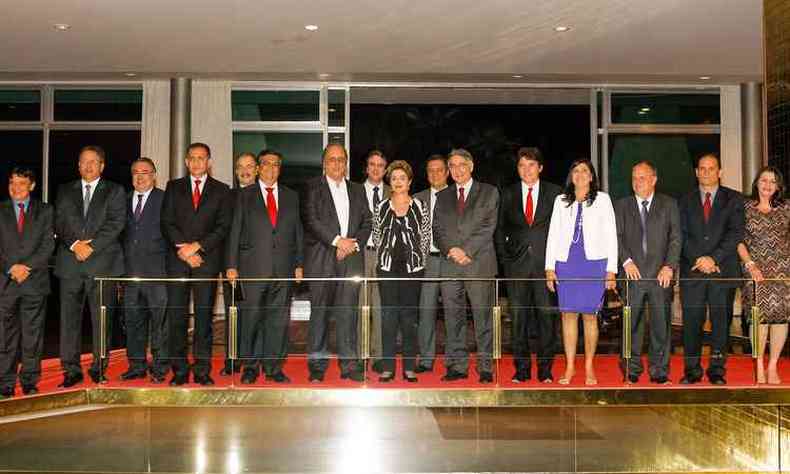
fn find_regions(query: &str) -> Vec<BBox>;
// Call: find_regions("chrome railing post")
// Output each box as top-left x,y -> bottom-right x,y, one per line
621,278 -> 632,371
99,279 -> 107,364
360,277 -> 370,361
492,278 -> 502,360
228,280 -> 238,362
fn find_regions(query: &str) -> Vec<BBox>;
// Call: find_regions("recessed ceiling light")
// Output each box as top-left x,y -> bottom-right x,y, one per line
512,75 -> 523,79
124,72 -> 137,77
305,24 -> 319,31
554,26 -> 571,32
53,23 -> 71,31
640,107 -> 651,112
699,76 -> 711,80
319,73 -> 330,79
328,108 -> 337,113
638,110 -> 648,115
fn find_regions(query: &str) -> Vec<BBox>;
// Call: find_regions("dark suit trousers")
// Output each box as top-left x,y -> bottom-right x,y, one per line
240,281 -> 292,375
440,280 -> 494,374
379,270 -> 421,373
417,254 -> 442,369
60,277 -> 115,376
508,279 -> 557,378
167,280 -> 217,377
623,280 -> 672,378
681,278 -> 729,378
124,283 -> 168,376
0,291 -> 46,389
307,261 -> 361,374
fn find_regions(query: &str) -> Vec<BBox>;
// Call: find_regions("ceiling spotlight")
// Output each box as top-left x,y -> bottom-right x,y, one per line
699,76 -> 711,80
319,73 -> 330,79
638,110 -> 648,115
305,24 -> 319,31
512,75 -> 523,79
640,107 -> 651,112
554,26 -> 571,32
53,23 -> 71,31
328,108 -> 337,113
124,72 -> 137,77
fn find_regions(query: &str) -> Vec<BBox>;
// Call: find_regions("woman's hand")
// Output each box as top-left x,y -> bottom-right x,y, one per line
546,270 -> 558,292
605,272 -> 617,291
747,264 -> 765,283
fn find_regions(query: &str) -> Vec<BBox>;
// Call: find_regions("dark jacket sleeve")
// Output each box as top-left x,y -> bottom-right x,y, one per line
23,204 -> 55,271
432,192 -> 454,255
301,180 -> 340,247
54,184 -> 79,248
461,186 -> 499,258
197,183 -> 232,254
352,186 -> 373,246
614,199 -> 632,269
294,193 -> 304,268
493,187 -> 509,263
89,184 -> 126,254
664,196 -> 682,270
160,180 -> 187,246
711,190 -> 745,266
225,189 -> 244,270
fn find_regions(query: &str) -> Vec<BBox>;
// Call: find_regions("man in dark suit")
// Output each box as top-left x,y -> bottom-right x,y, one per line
360,150 -> 390,373
413,154 -> 449,373
55,145 -> 126,387
220,152 -> 258,376
302,144 -> 371,382
226,150 -> 303,384
121,158 -> 169,383
494,147 -> 561,383
615,160 -> 681,384
161,142 -> 232,386
0,168 -> 54,398
433,148 -> 500,383
678,153 -> 744,385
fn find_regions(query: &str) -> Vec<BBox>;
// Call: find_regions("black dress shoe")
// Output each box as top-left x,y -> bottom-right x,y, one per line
403,372 -> 418,383
308,370 -> 324,383
169,373 -> 189,386
240,371 -> 258,385
708,374 -> 727,385
650,375 -> 670,385
441,370 -> 468,382
221,361 -> 243,376
21,384 -> 38,395
194,374 -> 215,386
150,373 -> 165,384
371,360 -> 384,374
511,371 -> 530,383
121,369 -> 147,381
341,370 -> 365,382
679,374 -> 702,385
378,372 -> 395,383
0,387 -> 14,399
88,370 -> 107,384
59,373 -> 84,388
414,365 -> 433,374
479,372 -> 494,383
269,372 -> 291,383
626,374 -> 640,384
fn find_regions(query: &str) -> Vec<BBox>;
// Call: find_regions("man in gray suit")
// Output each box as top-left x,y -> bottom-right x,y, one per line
360,150 -> 390,373
614,160 -> 681,384
433,149 -> 499,383
413,154 -> 449,373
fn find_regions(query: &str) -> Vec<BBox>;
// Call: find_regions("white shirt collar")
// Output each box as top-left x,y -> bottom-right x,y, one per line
521,179 -> 540,195
365,179 -> 384,190
259,180 -> 278,193
635,193 -> 654,209
81,177 -> 100,188
326,175 -> 346,189
135,187 -> 153,199
457,178 -> 473,196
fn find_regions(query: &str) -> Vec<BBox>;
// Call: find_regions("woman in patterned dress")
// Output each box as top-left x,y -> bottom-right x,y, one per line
737,166 -> 790,384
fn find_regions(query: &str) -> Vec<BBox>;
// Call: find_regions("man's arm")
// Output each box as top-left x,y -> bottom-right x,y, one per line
460,186 -> 499,258
493,187 -> 509,263
614,200 -> 633,269
664,197 -> 682,270
301,180 -> 341,247
160,180 -> 187,246
352,187 -> 373,246
710,191 -> 745,266
87,185 -> 126,253
293,192 -> 304,268
22,205 -> 55,270
197,184 -> 233,255
54,185 -> 79,248
225,190 -> 244,271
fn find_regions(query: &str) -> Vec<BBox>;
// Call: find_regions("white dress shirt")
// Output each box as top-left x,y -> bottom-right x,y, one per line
190,174 -> 207,194
364,179 -> 385,248
71,177 -> 101,250
133,187 -> 154,214
622,193 -> 654,268
521,180 -> 540,222
326,176 -> 350,244
258,180 -> 279,209
457,178 -> 473,201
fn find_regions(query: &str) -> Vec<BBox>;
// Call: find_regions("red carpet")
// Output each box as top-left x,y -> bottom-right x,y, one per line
4,351 -> 786,398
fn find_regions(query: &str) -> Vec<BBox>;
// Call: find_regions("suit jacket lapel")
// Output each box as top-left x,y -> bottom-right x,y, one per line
534,185 -> 552,225
463,182 -> 479,218
2,201 -> 17,238
254,185 -> 275,229
321,179 -> 341,234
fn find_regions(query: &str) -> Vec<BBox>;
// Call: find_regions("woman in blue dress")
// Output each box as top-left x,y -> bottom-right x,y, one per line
545,159 -> 618,385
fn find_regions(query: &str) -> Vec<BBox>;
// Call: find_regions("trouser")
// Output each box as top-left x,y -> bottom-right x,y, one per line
0,291 -> 46,390
379,269 -> 422,373
417,254 -> 442,369
240,281 -> 292,375
508,278 -> 557,379
622,280 -> 672,379
681,278 -> 730,378
60,277 -> 115,376
123,282 -> 168,376
362,247 -> 382,361
167,280 -> 217,378
440,279 -> 494,374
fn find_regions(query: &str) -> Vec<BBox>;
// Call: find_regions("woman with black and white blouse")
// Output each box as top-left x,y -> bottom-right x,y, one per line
371,160 -> 431,382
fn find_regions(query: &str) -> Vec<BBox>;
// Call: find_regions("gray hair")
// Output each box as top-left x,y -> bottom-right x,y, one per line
448,148 -> 474,164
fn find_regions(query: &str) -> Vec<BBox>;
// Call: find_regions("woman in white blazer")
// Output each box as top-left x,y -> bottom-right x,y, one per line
545,159 -> 617,385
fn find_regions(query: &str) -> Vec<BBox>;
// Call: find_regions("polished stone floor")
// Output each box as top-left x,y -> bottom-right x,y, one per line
0,405 -> 779,473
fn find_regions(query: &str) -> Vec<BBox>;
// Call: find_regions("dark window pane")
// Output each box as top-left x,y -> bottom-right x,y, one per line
233,131 -> 323,190
608,134 -> 719,200
54,89 -> 142,121
0,90 -> 40,121
232,90 -> 320,122
0,131 -> 43,201
328,132 -> 345,146
329,89 -> 346,127
611,93 -> 720,125
48,130 -> 140,202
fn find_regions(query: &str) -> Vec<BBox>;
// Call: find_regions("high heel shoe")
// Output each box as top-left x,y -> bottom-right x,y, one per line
379,372 -> 394,382
403,372 -> 418,383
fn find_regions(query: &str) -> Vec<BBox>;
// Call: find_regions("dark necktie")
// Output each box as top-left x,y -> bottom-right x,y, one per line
525,187 -> 534,225
703,192 -> 712,223
266,187 -> 277,228
83,184 -> 92,217
134,194 -> 144,221
640,199 -> 649,255
372,186 -> 381,211
192,180 -> 202,211
17,203 -> 25,235
457,187 -> 465,216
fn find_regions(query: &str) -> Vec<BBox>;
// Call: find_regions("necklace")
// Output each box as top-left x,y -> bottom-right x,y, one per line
571,202 -> 583,244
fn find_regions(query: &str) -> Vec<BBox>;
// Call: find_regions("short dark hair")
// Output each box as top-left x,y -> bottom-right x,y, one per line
187,142 -> 211,157
367,150 -> 387,164
562,159 -> 599,207
9,166 -> 36,183
425,154 -> 447,169
517,147 -> 544,166
632,160 -> 657,176
79,145 -> 106,163
257,149 -> 283,164
131,157 -> 156,173
695,152 -> 721,168
750,165 -> 786,208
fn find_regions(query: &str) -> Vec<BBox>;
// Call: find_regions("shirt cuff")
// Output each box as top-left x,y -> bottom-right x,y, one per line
622,258 -> 633,269
332,235 -> 341,247
69,240 -> 78,251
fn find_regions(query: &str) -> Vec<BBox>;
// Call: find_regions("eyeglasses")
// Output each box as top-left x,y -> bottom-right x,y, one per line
260,161 -> 282,168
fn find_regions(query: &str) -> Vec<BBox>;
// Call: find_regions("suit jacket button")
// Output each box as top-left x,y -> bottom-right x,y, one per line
704,236 -> 709,240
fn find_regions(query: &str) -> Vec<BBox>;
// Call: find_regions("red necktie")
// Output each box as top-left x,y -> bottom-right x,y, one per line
525,187 -> 534,226
266,187 -> 277,228
703,192 -> 711,223
457,187 -> 465,216
192,179 -> 202,210
17,203 -> 25,235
